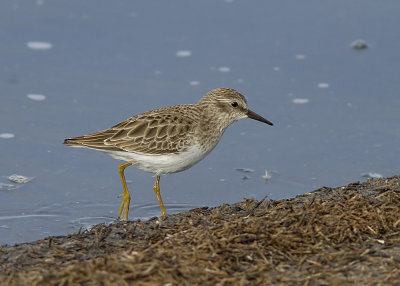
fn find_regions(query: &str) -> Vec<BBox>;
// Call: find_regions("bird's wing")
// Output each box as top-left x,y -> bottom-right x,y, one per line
64,105 -> 198,155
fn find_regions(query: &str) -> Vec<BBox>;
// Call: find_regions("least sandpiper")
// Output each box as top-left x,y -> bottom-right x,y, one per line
64,88 -> 273,221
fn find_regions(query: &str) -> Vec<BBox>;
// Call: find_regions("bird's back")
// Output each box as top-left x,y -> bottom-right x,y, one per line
64,104 -> 201,155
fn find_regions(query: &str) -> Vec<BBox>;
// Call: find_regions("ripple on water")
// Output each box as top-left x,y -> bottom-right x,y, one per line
176,50 -> 192,57
218,66 -> 231,73
0,183 -> 18,191
292,98 -> 309,104
0,133 -> 15,139
26,41 -> 53,50
294,54 -> 307,60
317,83 -> 330,89
27,94 -> 46,101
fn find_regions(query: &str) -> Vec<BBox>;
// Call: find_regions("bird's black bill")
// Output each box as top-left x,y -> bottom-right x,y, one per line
247,109 -> 273,126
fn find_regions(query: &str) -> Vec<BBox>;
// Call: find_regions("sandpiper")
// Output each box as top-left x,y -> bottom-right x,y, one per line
64,88 -> 273,221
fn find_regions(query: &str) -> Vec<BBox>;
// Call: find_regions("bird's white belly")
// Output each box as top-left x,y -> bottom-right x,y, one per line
104,144 -> 212,175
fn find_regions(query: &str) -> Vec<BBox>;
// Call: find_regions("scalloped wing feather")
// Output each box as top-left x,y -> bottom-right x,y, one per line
64,105 -> 199,155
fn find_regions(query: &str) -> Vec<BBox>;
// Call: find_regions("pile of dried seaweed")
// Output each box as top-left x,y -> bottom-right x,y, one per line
1,176 -> 400,285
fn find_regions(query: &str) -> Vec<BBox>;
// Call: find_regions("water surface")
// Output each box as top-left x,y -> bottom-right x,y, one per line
1,0 -> 400,245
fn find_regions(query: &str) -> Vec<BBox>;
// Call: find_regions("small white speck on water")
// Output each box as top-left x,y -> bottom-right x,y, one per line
27,94 -> 46,101
237,78 -> 244,83
294,54 -> 307,60
218,66 -> 231,73
189,81 -> 199,86
273,66 -> 281,71
8,174 -> 34,184
219,179 -> 225,182
27,41 -> 53,50
0,133 -> 15,139
317,82 -> 330,89
262,170 -> 272,182
176,50 -> 192,57
224,0 -> 234,3
292,98 -> 309,104
36,0 -> 45,5
154,70 -> 161,75
351,39 -> 368,50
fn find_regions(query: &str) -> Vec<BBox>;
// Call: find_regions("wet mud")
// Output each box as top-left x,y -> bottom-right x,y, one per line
1,176 -> 399,285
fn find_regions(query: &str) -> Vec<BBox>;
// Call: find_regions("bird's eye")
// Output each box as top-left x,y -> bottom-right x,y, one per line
231,102 -> 238,107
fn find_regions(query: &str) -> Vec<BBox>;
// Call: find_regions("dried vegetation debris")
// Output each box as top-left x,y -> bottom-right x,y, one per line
1,176 -> 400,285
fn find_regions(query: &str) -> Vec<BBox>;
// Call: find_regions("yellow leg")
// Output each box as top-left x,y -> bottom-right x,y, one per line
117,162 -> 132,221
153,175 -> 167,216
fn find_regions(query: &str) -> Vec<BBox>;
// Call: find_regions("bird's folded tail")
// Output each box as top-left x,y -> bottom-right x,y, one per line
63,130 -> 121,151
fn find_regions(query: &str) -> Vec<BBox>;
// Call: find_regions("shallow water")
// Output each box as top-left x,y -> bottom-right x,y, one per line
1,0 -> 400,245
